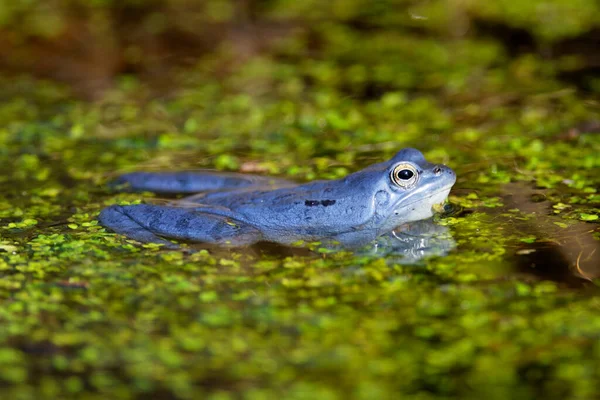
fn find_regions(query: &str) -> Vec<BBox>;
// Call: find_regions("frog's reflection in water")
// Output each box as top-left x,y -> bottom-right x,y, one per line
213,218 -> 455,265
355,219 -> 455,264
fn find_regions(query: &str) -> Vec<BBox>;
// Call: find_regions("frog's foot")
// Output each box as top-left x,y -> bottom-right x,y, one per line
99,204 -> 262,247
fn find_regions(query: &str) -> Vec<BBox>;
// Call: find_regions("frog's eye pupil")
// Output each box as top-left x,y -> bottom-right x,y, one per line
397,169 -> 414,180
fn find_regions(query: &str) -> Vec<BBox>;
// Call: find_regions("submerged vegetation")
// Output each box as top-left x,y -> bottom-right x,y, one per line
0,0 -> 599,398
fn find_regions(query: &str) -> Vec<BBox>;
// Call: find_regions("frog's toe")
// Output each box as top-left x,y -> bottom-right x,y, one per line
107,175 -> 134,192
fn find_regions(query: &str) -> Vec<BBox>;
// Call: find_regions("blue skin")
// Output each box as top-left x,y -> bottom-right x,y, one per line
99,148 -> 456,248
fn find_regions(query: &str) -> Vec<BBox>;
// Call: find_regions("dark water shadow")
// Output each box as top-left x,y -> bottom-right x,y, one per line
500,182 -> 600,287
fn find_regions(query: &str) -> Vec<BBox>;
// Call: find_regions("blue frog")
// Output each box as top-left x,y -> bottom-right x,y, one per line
99,148 -> 456,248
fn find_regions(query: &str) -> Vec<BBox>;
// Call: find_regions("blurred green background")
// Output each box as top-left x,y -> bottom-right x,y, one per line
0,1 -> 599,400
1,0 -> 599,96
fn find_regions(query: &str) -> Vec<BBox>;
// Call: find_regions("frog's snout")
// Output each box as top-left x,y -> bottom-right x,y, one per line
435,164 -> 456,184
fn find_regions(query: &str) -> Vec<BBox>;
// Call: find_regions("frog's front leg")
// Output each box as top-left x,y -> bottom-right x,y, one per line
99,204 -> 262,247
111,172 -> 289,194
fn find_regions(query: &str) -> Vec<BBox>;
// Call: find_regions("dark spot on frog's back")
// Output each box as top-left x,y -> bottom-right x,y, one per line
305,200 -> 337,207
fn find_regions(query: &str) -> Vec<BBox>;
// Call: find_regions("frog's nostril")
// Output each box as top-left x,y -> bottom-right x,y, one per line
433,166 -> 442,175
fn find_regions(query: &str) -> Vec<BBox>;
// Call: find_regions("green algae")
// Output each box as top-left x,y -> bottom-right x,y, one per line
1,1 -> 600,399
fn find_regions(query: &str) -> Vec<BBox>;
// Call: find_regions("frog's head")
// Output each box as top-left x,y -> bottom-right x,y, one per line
372,148 -> 456,231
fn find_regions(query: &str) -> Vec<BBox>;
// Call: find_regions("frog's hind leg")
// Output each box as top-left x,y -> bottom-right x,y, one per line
110,172 -> 290,194
99,204 -> 262,247
99,205 -> 178,248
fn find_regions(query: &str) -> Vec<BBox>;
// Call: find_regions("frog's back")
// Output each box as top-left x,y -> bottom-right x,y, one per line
187,171 -> 383,237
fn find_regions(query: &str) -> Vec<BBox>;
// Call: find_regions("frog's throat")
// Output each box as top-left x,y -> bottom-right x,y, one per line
398,185 -> 454,209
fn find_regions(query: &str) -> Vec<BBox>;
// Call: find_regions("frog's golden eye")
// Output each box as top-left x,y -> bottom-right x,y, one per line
391,163 -> 419,188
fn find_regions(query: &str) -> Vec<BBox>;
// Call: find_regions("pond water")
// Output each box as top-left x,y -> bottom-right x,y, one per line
1,129 -> 598,399
1,2 -> 600,397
